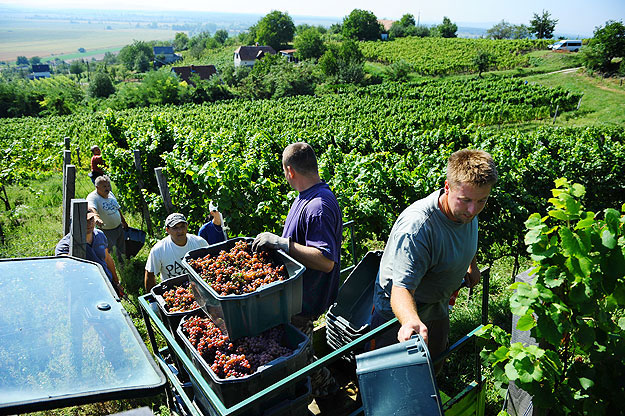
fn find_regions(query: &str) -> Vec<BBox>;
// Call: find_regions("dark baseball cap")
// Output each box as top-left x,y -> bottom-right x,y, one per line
165,213 -> 187,228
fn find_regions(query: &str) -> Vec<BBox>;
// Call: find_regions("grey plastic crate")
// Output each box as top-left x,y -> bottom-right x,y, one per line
183,237 -> 305,339
356,335 -> 443,416
177,311 -> 310,408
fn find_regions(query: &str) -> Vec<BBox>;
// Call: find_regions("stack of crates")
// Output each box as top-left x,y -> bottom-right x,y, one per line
326,251 -> 382,363
177,237 -> 311,415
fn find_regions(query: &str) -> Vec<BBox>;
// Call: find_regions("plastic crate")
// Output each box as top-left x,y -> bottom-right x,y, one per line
192,376 -> 311,416
124,227 -> 146,258
182,237 -> 305,339
151,274 -> 201,339
177,311 -> 310,408
355,335 -> 443,416
330,250 -> 382,333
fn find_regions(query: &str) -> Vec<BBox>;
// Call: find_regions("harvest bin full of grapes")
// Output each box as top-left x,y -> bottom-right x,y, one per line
182,238 -> 305,340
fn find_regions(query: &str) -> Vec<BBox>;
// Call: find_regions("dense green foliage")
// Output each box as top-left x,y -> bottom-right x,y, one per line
360,37 -> 550,75
478,179 -> 625,415
294,28 -> 326,61
255,10 -> 295,51
3,76 -> 616,269
582,20 -> 625,74
436,17 -> 458,38
530,10 -> 558,39
341,9 -> 382,41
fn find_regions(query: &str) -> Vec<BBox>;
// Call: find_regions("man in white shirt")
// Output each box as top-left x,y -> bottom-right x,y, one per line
86,175 -> 128,261
144,212 -> 208,291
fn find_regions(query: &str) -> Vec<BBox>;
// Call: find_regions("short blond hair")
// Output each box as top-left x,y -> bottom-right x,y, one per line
446,149 -> 498,187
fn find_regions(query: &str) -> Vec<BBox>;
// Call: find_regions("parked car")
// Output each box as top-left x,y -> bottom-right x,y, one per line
548,39 -> 583,52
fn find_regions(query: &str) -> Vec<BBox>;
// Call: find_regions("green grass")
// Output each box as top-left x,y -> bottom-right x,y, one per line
521,70 -> 625,127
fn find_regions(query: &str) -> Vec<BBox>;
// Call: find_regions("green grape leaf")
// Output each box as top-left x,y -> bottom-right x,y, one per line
578,377 -> 594,390
618,317 -> 625,331
536,314 -> 563,347
575,212 -> 596,230
554,178 -> 568,188
559,227 -> 578,257
571,183 -> 585,198
504,361 -> 520,381
525,213 -> 543,228
601,229 -> 617,249
516,312 -> 536,331
548,209 -> 569,221
576,324 -> 595,349
544,266 -> 564,288
600,250 -> 625,293
604,208 -> 620,235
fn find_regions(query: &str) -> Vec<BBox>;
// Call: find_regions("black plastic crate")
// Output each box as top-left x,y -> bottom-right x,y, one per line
124,227 -> 146,258
151,274 -> 201,340
182,237 -> 305,339
177,311 -> 310,408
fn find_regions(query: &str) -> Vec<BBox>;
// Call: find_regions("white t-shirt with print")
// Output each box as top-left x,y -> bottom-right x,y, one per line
86,190 -> 122,230
145,234 -> 208,280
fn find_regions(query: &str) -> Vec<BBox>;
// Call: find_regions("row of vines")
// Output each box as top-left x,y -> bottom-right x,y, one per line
360,37 -> 552,75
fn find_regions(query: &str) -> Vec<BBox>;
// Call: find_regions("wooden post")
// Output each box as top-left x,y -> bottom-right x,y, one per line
155,167 -> 174,215
133,150 -> 153,235
577,95 -> 583,110
64,137 -> 70,151
552,104 -> 559,124
69,199 -> 87,259
76,147 -> 81,167
63,165 -> 76,235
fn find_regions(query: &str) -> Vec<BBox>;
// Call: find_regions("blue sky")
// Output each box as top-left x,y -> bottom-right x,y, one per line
1,0 -> 623,37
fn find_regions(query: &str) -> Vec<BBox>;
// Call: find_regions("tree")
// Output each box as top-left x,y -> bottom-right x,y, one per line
294,28 -> 326,61
214,29 -> 228,44
118,40 -> 154,71
69,60 -> 85,75
389,14 -> 419,39
530,10 -> 558,39
30,56 -> 41,65
398,13 -> 416,28
173,32 -> 189,51
582,20 -> 625,73
487,20 -> 513,39
318,39 -> 365,84
134,51 -> 150,73
255,10 -> 295,51
511,24 -> 531,39
473,51 -> 493,77
342,9 -> 381,41
88,72 -> 115,98
437,17 -> 458,38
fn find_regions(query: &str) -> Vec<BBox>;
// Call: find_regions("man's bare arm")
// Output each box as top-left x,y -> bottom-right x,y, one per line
391,285 -> 429,345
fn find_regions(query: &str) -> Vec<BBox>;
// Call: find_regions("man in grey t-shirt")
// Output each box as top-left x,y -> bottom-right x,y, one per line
371,149 -> 498,373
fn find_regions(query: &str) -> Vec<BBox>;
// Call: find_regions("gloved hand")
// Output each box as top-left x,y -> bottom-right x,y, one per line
252,232 -> 290,253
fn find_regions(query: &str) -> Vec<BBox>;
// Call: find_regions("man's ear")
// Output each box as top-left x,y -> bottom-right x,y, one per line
444,180 -> 450,194
285,165 -> 295,179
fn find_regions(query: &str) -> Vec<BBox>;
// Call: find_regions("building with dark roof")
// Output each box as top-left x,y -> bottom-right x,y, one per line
171,65 -> 218,85
233,45 -> 276,67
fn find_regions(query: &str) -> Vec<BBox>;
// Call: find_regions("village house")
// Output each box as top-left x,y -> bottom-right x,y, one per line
233,45 -> 276,67
30,64 -> 51,80
153,46 -> 181,68
171,65 -> 217,85
279,49 -> 298,63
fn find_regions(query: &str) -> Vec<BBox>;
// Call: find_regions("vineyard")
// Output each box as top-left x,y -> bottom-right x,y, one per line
360,37 -> 551,75
1,38 -> 625,415
1,75 -> 622,269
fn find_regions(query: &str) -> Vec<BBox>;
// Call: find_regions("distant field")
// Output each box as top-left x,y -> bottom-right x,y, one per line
0,18 -> 180,62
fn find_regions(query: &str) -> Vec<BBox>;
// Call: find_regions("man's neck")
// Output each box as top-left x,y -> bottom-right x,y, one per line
438,192 -> 456,222
296,177 -> 322,193
171,235 -> 188,247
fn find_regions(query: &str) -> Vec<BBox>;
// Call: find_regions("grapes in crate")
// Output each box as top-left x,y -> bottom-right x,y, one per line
187,241 -> 288,296
162,282 -> 199,313
182,315 -> 294,378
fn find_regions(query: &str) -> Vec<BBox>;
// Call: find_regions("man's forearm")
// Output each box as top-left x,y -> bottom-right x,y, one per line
145,271 -> 156,292
391,285 -> 429,343
288,242 -> 335,273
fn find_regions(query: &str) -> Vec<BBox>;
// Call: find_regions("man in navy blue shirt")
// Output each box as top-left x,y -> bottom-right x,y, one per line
198,202 -> 227,245
253,142 -> 343,398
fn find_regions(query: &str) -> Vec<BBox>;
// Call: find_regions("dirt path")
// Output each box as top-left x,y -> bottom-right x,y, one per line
545,67 -> 583,75
543,67 -> 625,95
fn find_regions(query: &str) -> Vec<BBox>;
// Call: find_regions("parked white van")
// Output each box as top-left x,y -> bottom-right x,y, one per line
548,39 -> 583,52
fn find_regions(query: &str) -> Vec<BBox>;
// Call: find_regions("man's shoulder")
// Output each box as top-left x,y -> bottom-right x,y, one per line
394,191 -> 440,234
187,234 -> 209,247
86,190 -> 98,200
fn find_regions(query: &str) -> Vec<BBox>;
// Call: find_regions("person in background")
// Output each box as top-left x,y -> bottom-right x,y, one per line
56,208 -> 124,297
89,145 -> 106,185
370,148 -> 498,374
198,201 -> 227,245
253,142 -> 343,399
86,175 -> 128,261
145,212 -> 208,292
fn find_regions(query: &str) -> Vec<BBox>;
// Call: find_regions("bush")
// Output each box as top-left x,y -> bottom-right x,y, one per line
89,72 -> 116,98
